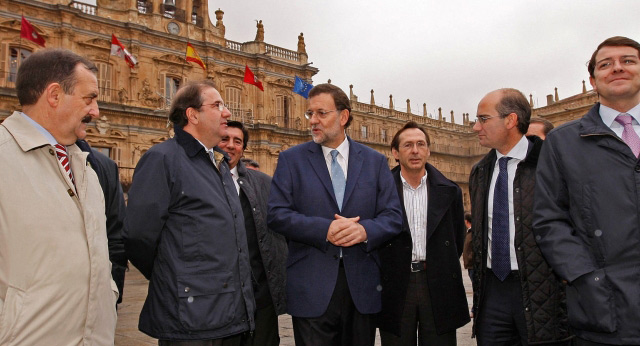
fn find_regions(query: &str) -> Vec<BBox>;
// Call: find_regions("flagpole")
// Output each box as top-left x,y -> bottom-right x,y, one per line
180,24 -> 188,84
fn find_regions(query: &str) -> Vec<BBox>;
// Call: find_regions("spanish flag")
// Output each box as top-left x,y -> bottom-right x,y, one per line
186,43 -> 206,70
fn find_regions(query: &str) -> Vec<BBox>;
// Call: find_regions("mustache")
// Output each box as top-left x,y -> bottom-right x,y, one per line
81,115 -> 92,123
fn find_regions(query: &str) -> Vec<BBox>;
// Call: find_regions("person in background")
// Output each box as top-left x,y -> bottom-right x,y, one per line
241,157 -> 260,171
462,212 -> 475,318
526,117 -> 554,139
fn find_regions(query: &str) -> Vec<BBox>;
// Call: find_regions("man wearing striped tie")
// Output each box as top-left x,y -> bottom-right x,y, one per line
0,49 -> 118,345
534,36 -> 640,346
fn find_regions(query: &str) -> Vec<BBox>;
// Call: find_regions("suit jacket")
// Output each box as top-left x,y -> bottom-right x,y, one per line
267,137 -> 402,318
378,164 -> 469,336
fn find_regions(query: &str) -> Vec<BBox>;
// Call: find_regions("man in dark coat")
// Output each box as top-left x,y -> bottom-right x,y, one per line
534,36 -> 640,345
124,80 -> 255,344
76,139 -> 127,305
220,120 -> 287,346
378,121 -> 469,346
469,88 -> 571,346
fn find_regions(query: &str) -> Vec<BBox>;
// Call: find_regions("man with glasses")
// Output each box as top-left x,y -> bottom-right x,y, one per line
268,83 -> 402,346
469,88 -> 571,346
534,36 -> 640,346
125,80 -> 255,345
377,121 -> 469,346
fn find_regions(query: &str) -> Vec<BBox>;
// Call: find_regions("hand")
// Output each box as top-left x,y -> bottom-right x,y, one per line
327,214 -> 367,247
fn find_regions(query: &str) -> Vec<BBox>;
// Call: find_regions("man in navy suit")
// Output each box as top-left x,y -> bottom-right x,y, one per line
268,83 -> 403,346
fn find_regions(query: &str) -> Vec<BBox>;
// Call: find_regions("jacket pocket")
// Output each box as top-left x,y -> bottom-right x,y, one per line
0,285 -> 26,343
176,272 -> 237,331
566,268 -> 616,333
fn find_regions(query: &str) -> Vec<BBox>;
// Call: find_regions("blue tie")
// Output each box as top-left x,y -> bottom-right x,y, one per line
492,156 -> 511,281
330,150 -> 346,211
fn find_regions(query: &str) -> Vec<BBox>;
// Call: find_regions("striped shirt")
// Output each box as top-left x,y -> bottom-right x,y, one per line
400,172 -> 428,261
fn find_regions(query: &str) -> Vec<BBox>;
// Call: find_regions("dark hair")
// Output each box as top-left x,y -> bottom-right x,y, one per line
16,49 -> 97,106
495,88 -> 531,135
241,158 -> 260,169
168,79 -> 217,127
588,36 -> 640,78
390,121 -> 431,151
226,120 -> 249,150
529,117 -> 554,135
308,83 -> 353,128
464,212 -> 472,223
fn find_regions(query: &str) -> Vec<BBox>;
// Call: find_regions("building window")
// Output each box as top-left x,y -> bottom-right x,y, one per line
361,125 -> 368,139
164,76 -> 181,105
225,87 -> 242,119
8,47 -> 31,83
93,146 -> 111,158
96,62 -> 112,102
380,128 -> 387,142
276,95 -> 291,127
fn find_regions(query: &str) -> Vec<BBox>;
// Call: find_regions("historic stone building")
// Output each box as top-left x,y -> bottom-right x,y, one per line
532,82 -> 598,126
0,0 -> 499,208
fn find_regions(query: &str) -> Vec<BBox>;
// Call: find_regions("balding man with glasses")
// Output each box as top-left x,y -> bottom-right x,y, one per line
268,83 -> 402,346
469,88 -> 571,346
125,80 -> 255,345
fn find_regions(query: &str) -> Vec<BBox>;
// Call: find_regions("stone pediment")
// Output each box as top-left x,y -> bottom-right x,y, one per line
79,37 -> 111,51
272,78 -> 294,87
154,54 -> 190,67
219,67 -> 244,76
0,19 -> 21,31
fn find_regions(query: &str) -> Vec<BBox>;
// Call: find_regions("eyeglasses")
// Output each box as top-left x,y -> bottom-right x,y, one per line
400,141 -> 428,150
304,109 -> 338,120
200,102 -> 226,112
475,115 -> 500,124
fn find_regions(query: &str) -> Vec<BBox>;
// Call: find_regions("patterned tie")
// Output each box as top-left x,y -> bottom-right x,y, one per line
492,156 -> 511,281
330,150 -> 346,211
55,144 -> 74,184
615,114 -> 640,158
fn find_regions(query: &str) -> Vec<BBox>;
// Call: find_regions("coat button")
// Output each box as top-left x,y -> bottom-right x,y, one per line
525,307 -> 530,312
516,216 -> 520,221
239,181 -> 243,185
444,241 -> 450,246
636,165 -> 640,173
223,282 -> 228,288
184,287 -> 190,293
594,277 -> 600,281
517,246 -> 522,251
242,282 -> 245,287
515,188 -> 520,193
67,189 -> 75,197
187,296 -> 194,303
49,148 -> 55,155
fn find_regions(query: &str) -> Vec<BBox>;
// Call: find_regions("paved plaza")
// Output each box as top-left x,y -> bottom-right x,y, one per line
115,261 -> 476,346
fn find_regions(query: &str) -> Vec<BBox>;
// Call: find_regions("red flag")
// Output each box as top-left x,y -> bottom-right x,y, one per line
243,65 -> 264,91
21,16 -> 45,47
110,34 -> 138,68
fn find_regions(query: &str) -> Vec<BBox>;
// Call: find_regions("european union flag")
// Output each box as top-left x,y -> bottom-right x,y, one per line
293,76 -> 312,99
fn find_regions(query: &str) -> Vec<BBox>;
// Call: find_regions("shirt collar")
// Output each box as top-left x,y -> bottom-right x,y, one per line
400,170 -> 428,190
230,165 -> 239,178
20,111 -> 57,146
321,135 -> 350,160
600,103 -> 640,127
496,134 -> 528,161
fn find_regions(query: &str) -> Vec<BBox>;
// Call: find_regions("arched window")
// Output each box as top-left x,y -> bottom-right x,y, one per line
8,47 -> 32,84
162,75 -> 182,106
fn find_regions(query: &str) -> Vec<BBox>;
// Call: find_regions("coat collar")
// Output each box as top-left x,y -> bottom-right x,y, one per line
579,103 -> 616,137
2,111 -> 51,152
174,125 -> 229,161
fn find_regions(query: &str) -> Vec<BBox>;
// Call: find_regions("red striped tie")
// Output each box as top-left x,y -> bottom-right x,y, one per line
55,144 -> 75,184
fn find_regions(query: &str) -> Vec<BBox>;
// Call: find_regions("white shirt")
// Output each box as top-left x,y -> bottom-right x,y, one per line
230,165 -> 240,195
400,171 -> 428,262
321,136 -> 349,181
487,135 -> 529,271
599,103 -> 640,139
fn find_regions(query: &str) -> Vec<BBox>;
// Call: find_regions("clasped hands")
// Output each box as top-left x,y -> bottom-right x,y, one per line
327,214 -> 367,247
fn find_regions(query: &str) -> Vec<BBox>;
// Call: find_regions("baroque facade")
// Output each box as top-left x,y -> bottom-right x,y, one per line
1,0 -> 497,209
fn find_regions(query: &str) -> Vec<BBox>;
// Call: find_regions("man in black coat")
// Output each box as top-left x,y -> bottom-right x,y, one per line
219,121 -> 288,346
378,121 -> 469,346
469,88 -> 571,346
76,140 -> 127,304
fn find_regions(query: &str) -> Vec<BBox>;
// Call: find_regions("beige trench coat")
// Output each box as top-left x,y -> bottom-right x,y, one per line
0,112 -> 117,345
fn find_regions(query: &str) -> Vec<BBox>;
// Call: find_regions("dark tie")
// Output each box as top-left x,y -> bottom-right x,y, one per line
492,156 -> 511,281
330,150 -> 346,211
615,114 -> 640,158
55,144 -> 74,184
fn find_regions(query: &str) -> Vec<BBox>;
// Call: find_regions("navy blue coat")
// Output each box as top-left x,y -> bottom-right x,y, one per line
124,126 -> 255,340
267,137 -> 402,318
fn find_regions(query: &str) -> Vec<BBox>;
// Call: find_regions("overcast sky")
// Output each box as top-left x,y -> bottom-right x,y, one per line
207,0 -> 640,121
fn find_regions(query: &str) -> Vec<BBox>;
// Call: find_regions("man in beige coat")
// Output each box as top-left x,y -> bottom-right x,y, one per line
0,49 -> 118,345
